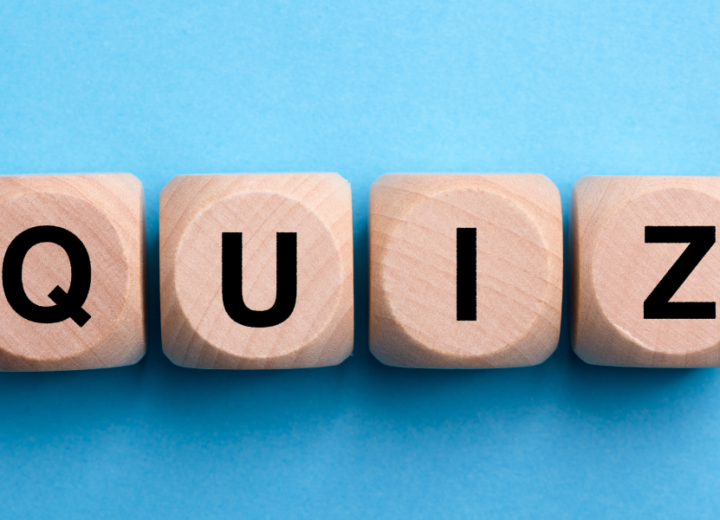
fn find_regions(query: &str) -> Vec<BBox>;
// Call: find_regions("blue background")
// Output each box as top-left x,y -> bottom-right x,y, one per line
1,1 -> 719,518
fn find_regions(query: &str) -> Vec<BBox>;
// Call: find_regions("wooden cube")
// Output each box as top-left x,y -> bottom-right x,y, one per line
572,176 -> 720,367
160,174 -> 354,369
0,174 -> 146,371
370,174 -> 563,368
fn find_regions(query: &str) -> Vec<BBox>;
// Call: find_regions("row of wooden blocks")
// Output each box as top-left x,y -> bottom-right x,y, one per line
0,173 -> 717,371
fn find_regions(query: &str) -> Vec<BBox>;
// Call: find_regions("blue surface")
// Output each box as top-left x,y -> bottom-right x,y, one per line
1,1 -> 719,518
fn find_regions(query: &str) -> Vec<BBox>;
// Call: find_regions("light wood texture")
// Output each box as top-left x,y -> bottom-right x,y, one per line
370,174 -> 563,368
0,174 -> 146,371
572,176 -> 720,367
160,173 -> 354,369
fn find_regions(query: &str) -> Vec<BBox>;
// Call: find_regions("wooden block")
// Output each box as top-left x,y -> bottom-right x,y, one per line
370,174 -> 563,368
0,174 -> 146,371
160,173 -> 354,369
572,176 -> 720,367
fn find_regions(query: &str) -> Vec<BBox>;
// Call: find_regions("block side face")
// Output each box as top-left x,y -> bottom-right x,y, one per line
370,174 -> 562,368
0,175 -> 144,371
161,174 -> 353,369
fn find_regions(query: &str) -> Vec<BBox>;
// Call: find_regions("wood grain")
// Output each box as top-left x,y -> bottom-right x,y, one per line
0,174 -> 146,371
160,173 -> 354,369
370,174 -> 563,368
572,176 -> 720,367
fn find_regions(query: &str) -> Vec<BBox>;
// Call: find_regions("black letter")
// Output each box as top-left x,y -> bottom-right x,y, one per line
2,226 -> 91,326
222,232 -> 297,328
644,226 -> 715,319
457,228 -> 477,321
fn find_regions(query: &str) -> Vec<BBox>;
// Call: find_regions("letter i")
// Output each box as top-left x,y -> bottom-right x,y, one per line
456,227 -> 477,321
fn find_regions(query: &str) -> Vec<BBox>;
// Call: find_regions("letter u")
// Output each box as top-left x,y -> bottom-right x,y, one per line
221,232 -> 297,328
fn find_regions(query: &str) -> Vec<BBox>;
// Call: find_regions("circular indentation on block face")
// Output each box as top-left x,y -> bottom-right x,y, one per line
593,188 -> 720,355
0,193 -> 128,364
381,189 -> 549,358
174,192 -> 341,361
